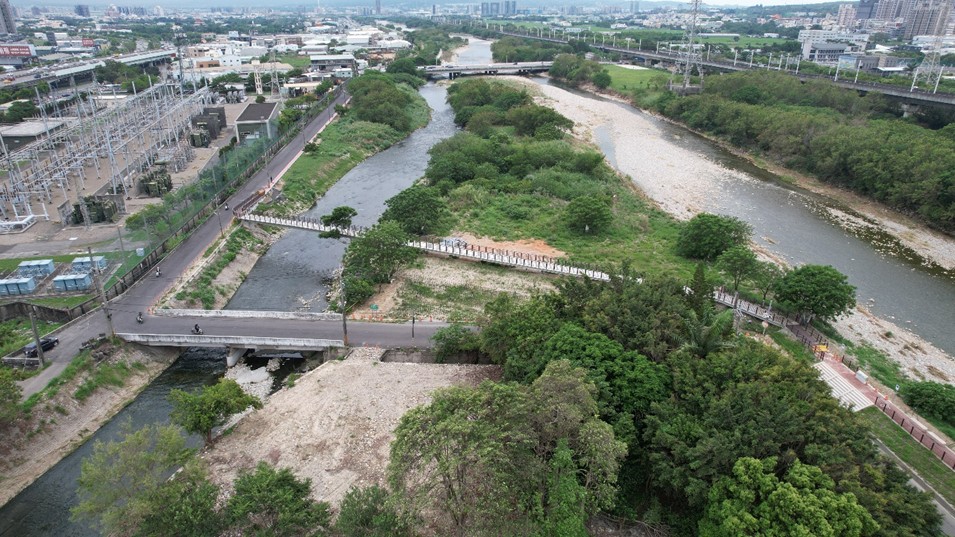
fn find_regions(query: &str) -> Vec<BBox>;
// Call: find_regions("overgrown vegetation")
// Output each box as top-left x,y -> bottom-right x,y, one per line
174,227 -> 262,309
657,71 -> 955,233
0,317 -> 61,356
263,73 -> 429,216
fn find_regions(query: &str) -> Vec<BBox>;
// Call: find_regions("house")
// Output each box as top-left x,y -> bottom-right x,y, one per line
235,102 -> 279,143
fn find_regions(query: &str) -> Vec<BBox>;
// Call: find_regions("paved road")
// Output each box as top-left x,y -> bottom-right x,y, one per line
20,88 -> 415,398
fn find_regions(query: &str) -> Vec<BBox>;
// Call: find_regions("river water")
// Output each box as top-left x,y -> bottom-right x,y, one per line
4,35 -> 954,536
228,83 -> 458,312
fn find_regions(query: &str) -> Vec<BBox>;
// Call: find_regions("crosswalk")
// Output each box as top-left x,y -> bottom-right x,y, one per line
814,361 -> 873,411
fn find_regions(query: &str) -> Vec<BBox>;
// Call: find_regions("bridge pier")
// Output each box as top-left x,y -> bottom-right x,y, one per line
227,347 -> 245,367
900,103 -> 921,118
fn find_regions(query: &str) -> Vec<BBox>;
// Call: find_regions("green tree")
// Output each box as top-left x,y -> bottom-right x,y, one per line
0,367 -> 21,424
899,381 -> 955,428
431,324 -> 481,363
226,462 -> 331,536
380,186 -> 451,235
506,104 -> 574,137
3,100 -> 38,123
136,460 -> 222,537
72,423 -> 193,536
774,264 -> 856,325
343,220 -> 417,286
542,439 -> 588,537
565,195 -> 612,234
699,457 -> 878,537
320,205 -> 357,228
255,94 -> 266,104
716,245 -> 758,290
592,70 -> 611,89
680,308 -> 735,359
752,261 -> 785,301
334,485 -> 411,537
686,262 -> 714,317
168,378 -> 262,445
386,57 -> 421,77
676,213 -> 752,261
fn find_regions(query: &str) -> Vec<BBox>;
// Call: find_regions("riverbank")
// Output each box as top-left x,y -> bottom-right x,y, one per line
0,344 -> 179,508
201,348 -> 500,507
490,75 -> 955,386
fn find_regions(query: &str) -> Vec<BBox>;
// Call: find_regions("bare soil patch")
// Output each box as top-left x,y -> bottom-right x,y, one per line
0,344 -> 177,508
201,351 -> 500,508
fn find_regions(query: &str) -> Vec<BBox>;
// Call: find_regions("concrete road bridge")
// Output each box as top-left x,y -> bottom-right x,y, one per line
422,61 -> 552,79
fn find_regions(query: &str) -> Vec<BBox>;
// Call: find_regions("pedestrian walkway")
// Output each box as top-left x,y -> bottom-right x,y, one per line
813,360 -> 873,411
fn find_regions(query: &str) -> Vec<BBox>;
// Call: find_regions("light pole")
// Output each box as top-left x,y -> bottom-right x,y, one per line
215,208 -> 224,238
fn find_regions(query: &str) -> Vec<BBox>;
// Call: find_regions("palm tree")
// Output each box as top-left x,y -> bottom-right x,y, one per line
680,308 -> 735,358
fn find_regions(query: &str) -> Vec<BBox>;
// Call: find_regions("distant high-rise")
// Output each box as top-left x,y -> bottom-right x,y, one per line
75,4 -> 90,17
837,4 -> 857,26
903,0 -> 951,38
504,0 -> 516,15
0,0 -> 16,35
856,0 -> 877,20
874,0 -> 907,20
480,2 -> 501,17
630,0 -> 638,13
375,0 -> 380,14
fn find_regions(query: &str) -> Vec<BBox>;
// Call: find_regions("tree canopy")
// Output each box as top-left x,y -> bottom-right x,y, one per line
676,213 -> 752,261
773,264 -> 856,324
168,378 -> 262,445
226,462 -> 331,536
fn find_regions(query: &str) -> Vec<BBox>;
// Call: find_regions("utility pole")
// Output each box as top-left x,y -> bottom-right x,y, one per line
88,247 -> 114,337
29,306 -> 44,366
339,268 -> 348,346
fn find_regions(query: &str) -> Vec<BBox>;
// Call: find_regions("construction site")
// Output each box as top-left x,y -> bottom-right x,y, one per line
0,83 -> 258,249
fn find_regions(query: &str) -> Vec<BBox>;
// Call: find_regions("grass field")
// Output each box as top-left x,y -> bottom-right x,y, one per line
603,64 -> 668,93
859,406 -> 955,508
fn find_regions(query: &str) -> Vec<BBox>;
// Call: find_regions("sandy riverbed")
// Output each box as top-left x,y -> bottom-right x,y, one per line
490,76 -> 955,385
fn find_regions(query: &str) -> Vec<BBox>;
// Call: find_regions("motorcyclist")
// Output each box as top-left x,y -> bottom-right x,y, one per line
137,312 -> 143,323
155,268 -> 161,277
194,323 -> 201,334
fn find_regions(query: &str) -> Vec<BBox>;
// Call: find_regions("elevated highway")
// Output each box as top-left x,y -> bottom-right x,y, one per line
5,49 -> 176,91
497,31 -> 955,108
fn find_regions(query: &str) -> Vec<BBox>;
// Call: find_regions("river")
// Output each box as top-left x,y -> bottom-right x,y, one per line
4,34 -> 953,536
228,83 -> 458,312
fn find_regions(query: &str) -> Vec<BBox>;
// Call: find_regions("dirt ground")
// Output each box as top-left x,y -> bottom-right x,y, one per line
0,344 -> 178,507
202,347 -> 500,508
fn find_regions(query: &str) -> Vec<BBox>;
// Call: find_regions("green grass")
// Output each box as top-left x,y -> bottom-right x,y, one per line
769,330 -> 816,364
268,85 -> 428,217
859,406 -> 955,507
272,53 -> 311,69
26,295 -> 95,309
21,352 -> 92,413
74,360 -> 137,400
0,317 -> 62,356
847,344 -> 905,390
174,227 -> 262,309
604,64 -> 668,94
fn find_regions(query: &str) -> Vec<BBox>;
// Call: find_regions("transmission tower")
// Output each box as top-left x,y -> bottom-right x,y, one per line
911,32 -> 944,94
270,49 -> 280,98
669,0 -> 704,94
254,64 -> 264,96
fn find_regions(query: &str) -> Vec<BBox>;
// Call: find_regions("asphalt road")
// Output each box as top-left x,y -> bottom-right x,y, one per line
20,87 -> 443,398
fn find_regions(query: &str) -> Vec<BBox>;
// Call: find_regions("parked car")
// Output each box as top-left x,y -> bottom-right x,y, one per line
23,337 -> 58,357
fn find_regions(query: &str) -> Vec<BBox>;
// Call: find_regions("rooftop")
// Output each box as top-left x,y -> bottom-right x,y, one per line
236,102 -> 277,123
0,119 -> 66,137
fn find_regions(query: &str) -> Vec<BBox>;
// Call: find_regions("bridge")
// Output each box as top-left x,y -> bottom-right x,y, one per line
237,212 -> 610,281
497,31 -> 955,108
5,49 -> 176,90
422,61 -> 552,79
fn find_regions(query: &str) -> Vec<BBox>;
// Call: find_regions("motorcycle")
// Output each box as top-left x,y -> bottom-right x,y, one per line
191,326 -> 203,335
136,312 -> 143,324
155,268 -> 161,278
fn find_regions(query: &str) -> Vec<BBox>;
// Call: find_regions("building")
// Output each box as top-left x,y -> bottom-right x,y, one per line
504,0 -> 517,15
235,102 -> 278,143
857,0 -> 878,20
837,4 -> 857,27
874,0 -> 908,21
74,4 -> 90,17
798,29 -> 869,60
0,0 -> 16,35
308,53 -> 356,74
903,0 -> 952,39
480,2 -> 501,17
